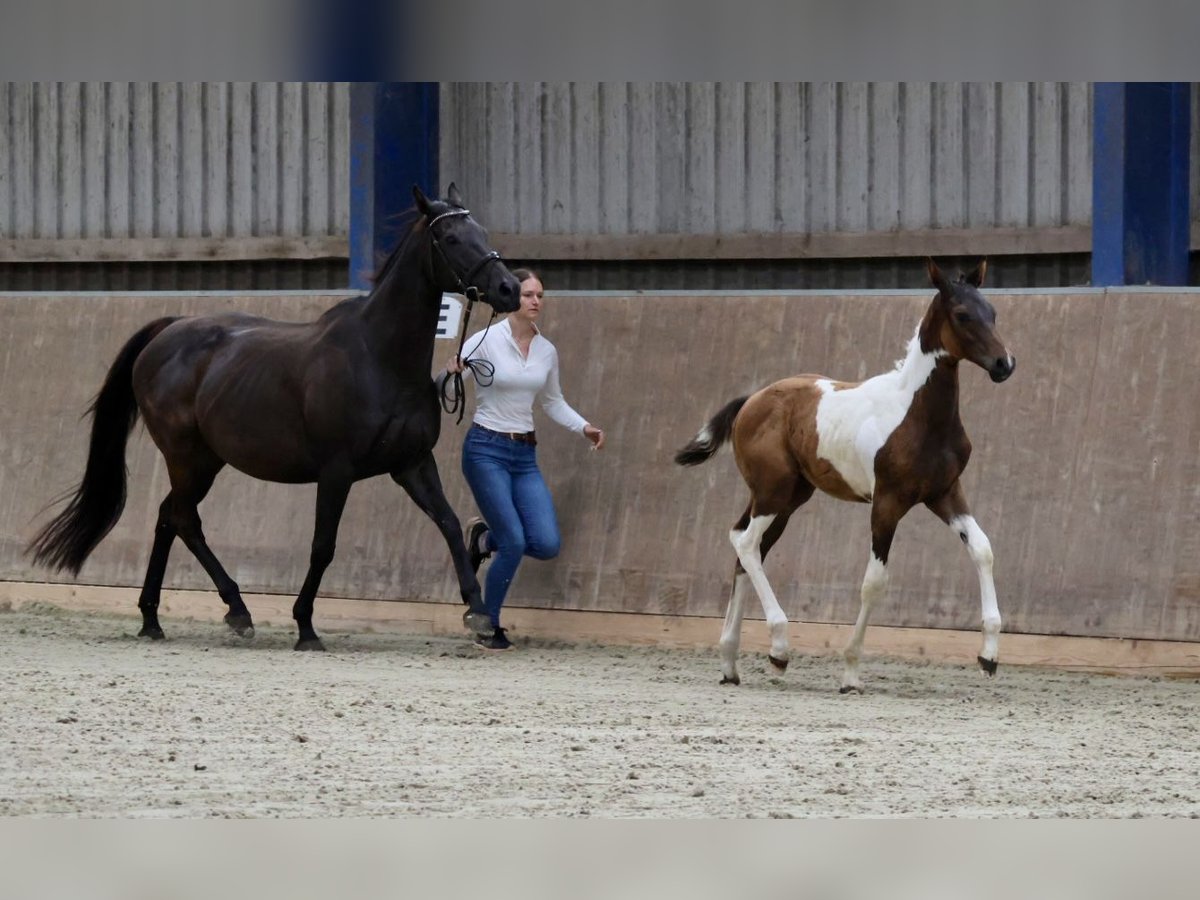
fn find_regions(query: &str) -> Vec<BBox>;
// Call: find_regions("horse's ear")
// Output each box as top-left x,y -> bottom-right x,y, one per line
412,184 -> 433,216
926,257 -> 953,296
446,182 -> 464,207
965,258 -> 988,288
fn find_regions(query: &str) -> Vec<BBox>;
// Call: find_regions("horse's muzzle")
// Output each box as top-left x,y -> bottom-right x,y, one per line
487,274 -> 521,313
989,355 -> 1015,383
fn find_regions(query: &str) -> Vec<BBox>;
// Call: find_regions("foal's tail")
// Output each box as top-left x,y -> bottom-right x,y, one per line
674,396 -> 749,466
27,317 -> 180,575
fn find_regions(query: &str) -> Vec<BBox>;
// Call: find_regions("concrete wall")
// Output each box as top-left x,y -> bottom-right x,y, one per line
2,288 -> 1198,643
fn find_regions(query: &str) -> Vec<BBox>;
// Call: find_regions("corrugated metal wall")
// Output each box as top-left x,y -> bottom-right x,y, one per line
0,82 -> 350,241
439,82 -> 1095,236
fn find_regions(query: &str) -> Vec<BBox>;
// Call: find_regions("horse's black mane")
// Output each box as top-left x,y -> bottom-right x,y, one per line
370,207 -> 427,290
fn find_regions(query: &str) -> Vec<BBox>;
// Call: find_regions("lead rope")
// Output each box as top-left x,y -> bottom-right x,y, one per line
440,286 -> 496,425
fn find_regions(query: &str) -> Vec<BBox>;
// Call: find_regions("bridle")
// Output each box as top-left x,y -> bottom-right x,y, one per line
427,208 -> 503,298
427,208 -> 504,423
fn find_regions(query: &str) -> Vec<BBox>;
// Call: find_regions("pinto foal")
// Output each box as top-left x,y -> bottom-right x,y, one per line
676,259 -> 1014,692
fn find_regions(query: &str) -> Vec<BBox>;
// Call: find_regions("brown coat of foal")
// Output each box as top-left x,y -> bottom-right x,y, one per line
676,259 -> 1015,692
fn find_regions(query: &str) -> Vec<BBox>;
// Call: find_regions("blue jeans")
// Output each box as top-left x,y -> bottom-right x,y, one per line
461,425 -> 561,626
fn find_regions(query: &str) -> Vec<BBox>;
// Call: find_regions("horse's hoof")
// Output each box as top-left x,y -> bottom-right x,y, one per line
462,610 -> 491,635
224,612 -> 255,638
719,674 -> 741,686
768,655 -> 789,672
839,684 -> 864,695
295,638 -> 327,652
978,656 -> 998,676
138,626 -> 165,640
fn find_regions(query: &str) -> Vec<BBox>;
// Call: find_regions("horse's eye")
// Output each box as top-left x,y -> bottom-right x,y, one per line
954,311 -> 972,325
445,235 -> 460,245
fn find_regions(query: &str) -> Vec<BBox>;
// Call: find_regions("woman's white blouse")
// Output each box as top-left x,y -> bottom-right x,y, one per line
455,318 -> 588,436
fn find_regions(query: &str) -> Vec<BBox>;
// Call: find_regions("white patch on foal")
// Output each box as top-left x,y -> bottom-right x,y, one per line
815,332 -> 945,499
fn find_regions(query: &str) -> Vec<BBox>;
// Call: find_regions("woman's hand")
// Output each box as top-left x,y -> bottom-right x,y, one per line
445,354 -> 465,375
583,424 -> 605,450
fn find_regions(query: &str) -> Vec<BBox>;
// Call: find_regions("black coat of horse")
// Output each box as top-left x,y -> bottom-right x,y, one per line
28,184 -> 521,650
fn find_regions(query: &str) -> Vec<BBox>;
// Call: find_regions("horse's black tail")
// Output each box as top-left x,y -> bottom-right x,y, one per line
674,396 -> 749,467
27,317 -> 179,575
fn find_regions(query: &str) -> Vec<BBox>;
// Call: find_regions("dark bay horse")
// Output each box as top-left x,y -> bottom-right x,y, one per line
28,183 -> 520,650
676,259 -> 1014,692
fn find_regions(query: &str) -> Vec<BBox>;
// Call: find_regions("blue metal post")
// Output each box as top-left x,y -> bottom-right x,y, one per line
349,82 -> 439,290
1092,82 -> 1191,286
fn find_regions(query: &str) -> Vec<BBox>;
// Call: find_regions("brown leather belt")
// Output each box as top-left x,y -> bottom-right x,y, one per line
473,423 -> 537,446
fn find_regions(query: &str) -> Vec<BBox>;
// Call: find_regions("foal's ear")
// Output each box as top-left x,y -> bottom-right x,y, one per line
926,257 -> 953,296
446,182 -> 464,207
412,184 -> 433,216
964,258 -> 988,288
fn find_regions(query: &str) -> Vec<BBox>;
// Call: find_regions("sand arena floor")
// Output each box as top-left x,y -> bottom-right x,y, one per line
2,601 -> 1199,818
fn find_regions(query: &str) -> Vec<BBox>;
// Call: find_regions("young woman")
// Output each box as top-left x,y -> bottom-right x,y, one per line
442,268 -> 604,650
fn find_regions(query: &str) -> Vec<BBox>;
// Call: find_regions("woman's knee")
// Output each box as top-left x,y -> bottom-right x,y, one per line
525,533 -> 561,560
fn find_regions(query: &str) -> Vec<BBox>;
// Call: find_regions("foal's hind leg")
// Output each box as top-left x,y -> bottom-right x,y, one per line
163,458 -> 255,637
719,505 -> 796,685
841,494 -> 909,693
927,481 -> 1001,676
728,479 -> 811,676
292,460 -> 355,651
391,453 -> 490,636
136,496 -> 178,639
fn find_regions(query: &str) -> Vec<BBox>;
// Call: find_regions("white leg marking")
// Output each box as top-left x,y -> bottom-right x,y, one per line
950,515 -> 1000,667
718,571 -> 749,683
729,516 -> 790,665
841,553 -> 888,692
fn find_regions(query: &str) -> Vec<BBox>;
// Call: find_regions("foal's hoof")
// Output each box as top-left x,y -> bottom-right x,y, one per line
138,625 -> 165,640
462,609 -> 492,636
719,674 -> 741,686
978,656 -> 998,676
295,637 -> 327,652
768,655 -> 789,672
223,611 -> 255,638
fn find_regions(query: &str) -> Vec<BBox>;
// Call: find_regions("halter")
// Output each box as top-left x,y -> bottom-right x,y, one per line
428,208 -> 502,424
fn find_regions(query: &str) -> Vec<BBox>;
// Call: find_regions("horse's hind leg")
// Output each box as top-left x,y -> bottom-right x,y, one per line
163,457 -> 255,637
720,504 -> 796,685
840,494 -> 908,694
718,506 -> 753,685
391,454 -> 490,636
728,482 -> 808,675
292,461 -> 354,652
927,480 -> 1001,676
136,496 -> 178,639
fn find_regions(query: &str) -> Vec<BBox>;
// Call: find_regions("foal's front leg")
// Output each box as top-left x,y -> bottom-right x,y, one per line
391,453 -> 490,635
927,481 -> 1001,675
841,495 -> 908,693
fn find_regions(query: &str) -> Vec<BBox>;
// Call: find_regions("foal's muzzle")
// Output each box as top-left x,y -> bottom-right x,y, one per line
989,355 -> 1015,383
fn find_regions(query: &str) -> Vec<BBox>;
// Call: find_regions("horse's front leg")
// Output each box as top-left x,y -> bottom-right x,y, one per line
293,461 -> 354,651
841,494 -> 908,693
927,481 -> 1001,675
391,454 -> 490,635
